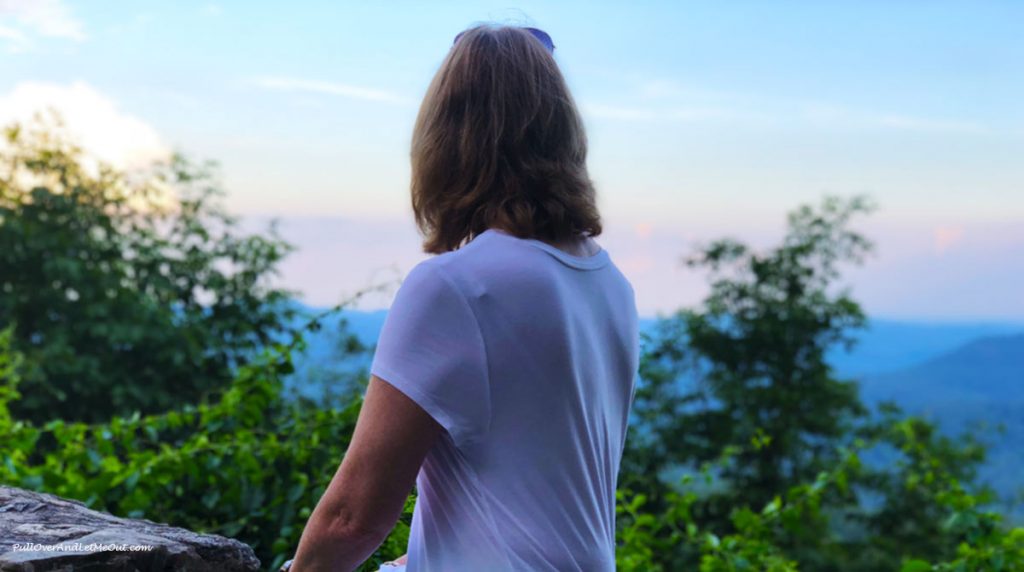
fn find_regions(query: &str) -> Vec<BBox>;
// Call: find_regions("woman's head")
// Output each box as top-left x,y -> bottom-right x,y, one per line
411,24 -> 602,254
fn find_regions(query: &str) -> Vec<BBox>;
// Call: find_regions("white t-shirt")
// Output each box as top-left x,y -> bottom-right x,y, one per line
370,227 -> 640,571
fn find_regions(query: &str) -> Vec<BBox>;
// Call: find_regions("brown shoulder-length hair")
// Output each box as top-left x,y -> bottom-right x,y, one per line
411,24 -> 602,254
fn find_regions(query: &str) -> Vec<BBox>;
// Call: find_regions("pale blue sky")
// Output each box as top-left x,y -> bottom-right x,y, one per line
1,1 -> 1022,319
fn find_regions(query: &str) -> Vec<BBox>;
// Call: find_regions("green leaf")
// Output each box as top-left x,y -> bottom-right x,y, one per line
900,560 -> 933,572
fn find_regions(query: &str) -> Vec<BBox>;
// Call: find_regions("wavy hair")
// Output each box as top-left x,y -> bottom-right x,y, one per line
411,24 -> 602,254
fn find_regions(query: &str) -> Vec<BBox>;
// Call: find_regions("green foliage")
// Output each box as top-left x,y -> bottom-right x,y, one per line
616,443 -> 854,571
0,327 -> 22,422
0,310 -> 408,571
847,407 -> 994,567
0,118 -> 296,423
616,432 -> 1024,571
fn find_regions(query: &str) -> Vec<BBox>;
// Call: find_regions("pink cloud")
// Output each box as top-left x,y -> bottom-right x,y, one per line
933,225 -> 965,255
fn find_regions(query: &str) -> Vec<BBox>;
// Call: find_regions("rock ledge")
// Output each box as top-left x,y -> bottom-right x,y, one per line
0,486 -> 260,571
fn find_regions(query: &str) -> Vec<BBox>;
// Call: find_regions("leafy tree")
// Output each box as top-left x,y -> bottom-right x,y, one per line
677,195 -> 874,509
619,196 -> 1023,570
625,196 -> 874,522
0,306 -> 398,571
0,118 -> 296,423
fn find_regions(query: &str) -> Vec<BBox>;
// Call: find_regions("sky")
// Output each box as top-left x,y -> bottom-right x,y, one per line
1,0 -> 1022,320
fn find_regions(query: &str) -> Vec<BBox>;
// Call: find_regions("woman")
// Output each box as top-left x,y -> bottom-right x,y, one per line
286,23 -> 639,571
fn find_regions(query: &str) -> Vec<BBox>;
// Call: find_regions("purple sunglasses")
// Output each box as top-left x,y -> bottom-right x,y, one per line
453,27 -> 555,53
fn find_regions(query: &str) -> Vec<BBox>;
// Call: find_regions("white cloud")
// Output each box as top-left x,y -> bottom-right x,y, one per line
801,102 -> 989,135
637,79 -> 686,99
250,76 -> 413,105
0,0 -> 86,51
874,114 -> 987,135
581,103 -> 656,121
0,23 -> 27,51
592,96 -> 989,134
635,79 -> 750,104
600,76 -> 992,135
667,107 -> 735,122
582,102 -> 732,123
0,81 -> 169,170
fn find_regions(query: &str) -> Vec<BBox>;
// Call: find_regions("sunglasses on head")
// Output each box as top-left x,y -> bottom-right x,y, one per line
453,27 -> 555,54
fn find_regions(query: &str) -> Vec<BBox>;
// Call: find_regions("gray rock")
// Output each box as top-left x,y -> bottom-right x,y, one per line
0,486 -> 260,571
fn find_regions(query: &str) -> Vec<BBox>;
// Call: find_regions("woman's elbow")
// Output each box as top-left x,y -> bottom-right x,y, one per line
321,505 -> 392,545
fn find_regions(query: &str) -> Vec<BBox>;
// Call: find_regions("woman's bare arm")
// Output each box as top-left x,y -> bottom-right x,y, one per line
289,375 -> 442,571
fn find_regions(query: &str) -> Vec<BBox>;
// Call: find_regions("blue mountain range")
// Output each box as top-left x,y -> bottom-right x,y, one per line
287,308 -> 1024,510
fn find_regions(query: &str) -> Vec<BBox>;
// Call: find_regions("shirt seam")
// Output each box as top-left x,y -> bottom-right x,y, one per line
369,360 -> 467,447
430,261 -> 493,446
485,229 -> 611,271
522,241 -> 611,270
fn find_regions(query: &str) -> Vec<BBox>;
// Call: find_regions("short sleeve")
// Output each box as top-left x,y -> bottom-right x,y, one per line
370,260 -> 491,449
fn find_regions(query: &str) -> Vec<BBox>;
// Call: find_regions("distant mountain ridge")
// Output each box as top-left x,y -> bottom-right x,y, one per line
287,307 -> 1024,509
297,308 -> 1022,378
859,332 -> 1024,403
857,332 -> 1024,507
829,319 -> 1024,376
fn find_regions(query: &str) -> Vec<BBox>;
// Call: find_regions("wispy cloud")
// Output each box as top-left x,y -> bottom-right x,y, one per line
801,103 -> 989,135
0,0 -> 86,52
587,77 -> 992,135
873,114 -> 988,135
581,102 -> 733,123
0,23 -> 27,52
581,103 -> 656,121
635,78 -> 752,105
250,76 -> 413,106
